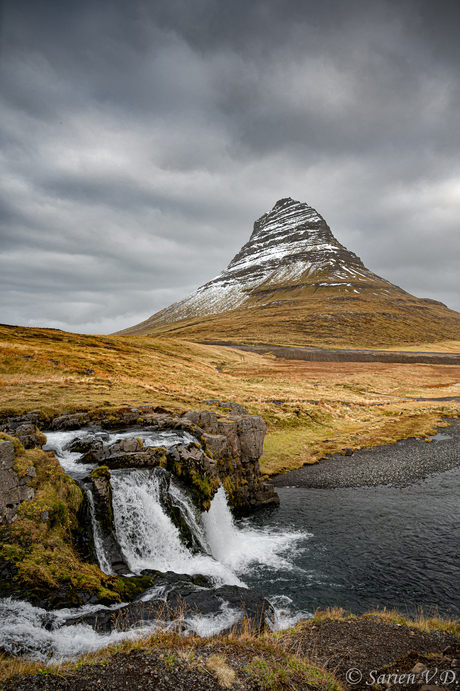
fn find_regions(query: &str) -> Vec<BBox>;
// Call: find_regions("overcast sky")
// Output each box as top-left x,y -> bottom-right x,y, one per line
1,0 -> 460,334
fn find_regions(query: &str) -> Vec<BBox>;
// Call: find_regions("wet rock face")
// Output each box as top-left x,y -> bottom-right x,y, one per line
66,578 -> 273,635
0,441 -> 36,525
183,410 -> 278,513
84,472 -> 129,575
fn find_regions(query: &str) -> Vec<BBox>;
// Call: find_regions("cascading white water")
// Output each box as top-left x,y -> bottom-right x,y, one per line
110,468 -> 192,573
0,428 -> 308,662
86,489 -> 114,575
202,486 -> 302,573
109,468 -> 243,584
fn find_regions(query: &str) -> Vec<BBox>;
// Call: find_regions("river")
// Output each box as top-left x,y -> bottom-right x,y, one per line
1,427 -> 459,661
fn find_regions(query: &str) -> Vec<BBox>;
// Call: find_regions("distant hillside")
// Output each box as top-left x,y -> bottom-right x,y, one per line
120,198 -> 460,348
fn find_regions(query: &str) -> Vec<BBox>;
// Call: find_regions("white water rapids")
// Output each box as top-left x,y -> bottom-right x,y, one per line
0,429 -> 308,661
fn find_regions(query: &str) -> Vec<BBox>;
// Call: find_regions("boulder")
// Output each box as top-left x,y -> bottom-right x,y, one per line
51,413 -> 90,430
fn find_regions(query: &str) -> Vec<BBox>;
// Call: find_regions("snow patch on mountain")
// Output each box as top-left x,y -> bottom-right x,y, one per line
138,197 -> 403,329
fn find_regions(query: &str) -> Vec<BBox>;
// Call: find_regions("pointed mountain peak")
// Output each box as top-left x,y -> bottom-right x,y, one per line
120,198 -> 460,347
124,196 -> 400,331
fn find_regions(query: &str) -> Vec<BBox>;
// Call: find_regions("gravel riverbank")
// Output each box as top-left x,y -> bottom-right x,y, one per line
272,418 -> 460,489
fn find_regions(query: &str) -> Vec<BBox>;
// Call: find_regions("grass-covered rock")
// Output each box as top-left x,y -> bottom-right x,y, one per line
0,437 -> 154,609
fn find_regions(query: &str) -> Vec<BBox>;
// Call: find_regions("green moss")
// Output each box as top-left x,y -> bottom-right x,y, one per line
109,575 -> 155,602
0,431 -> 25,456
90,465 -> 111,480
222,476 -> 235,496
0,446 -> 124,608
157,451 -> 167,468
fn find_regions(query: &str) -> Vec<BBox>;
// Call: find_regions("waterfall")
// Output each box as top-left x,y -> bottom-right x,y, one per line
109,468 -> 242,584
202,486 -> 303,573
110,468 -> 194,573
0,428 -> 308,662
86,489 -> 114,575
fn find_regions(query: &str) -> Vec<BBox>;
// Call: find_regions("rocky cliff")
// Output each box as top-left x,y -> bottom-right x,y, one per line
0,404 -> 278,610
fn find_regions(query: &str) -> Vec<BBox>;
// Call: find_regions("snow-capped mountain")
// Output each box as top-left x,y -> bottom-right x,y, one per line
128,198 -> 404,331
121,197 -> 460,347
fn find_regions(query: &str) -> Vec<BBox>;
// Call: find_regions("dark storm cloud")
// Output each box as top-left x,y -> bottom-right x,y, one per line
1,0 -> 459,332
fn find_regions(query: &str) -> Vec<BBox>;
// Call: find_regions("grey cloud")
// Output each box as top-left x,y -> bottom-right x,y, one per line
1,0 -> 459,332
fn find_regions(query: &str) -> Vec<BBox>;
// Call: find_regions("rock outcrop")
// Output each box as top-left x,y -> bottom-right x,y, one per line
16,403 -> 279,514
0,440 -> 36,524
1,411 -> 46,449
182,410 -> 278,512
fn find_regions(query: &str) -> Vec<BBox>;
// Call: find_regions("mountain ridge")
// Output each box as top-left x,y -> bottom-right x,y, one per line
120,198 -> 460,348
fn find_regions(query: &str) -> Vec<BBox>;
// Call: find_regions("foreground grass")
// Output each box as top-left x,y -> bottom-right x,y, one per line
297,606 -> 460,637
2,325 -> 460,475
2,608 -> 459,688
0,625 -> 343,690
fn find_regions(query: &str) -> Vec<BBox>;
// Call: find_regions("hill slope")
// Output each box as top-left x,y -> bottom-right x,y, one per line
120,198 -> 460,348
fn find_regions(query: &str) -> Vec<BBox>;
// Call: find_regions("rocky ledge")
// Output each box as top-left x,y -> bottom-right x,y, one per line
0,403 -> 278,528
0,402 -> 278,612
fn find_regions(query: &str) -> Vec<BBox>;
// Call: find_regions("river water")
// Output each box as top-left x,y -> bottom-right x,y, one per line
240,467 -> 460,617
1,428 -> 459,661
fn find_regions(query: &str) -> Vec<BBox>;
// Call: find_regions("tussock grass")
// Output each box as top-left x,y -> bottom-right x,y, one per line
0,625 -> 344,690
278,606 -> 460,637
2,324 -> 460,476
205,654 -> 237,687
363,606 -> 460,637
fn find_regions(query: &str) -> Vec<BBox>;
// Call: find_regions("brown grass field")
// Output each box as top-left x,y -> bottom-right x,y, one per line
122,288 -> 460,350
2,324 -> 460,475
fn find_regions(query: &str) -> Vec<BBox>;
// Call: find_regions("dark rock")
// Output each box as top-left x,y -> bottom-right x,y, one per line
51,413 -> 90,430
108,437 -> 143,454
1,418 -> 47,449
202,433 -> 228,460
69,435 -> 111,463
0,441 -> 35,524
183,411 -> 219,435
66,579 -> 272,635
83,472 -> 130,575
218,401 -> 249,415
167,584 -> 273,634
139,569 -> 214,594
103,447 -> 167,469
0,440 -> 15,469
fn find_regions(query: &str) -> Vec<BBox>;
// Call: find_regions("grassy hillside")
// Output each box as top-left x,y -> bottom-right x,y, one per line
2,324 -> 460,475
123,292 -> 460,348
